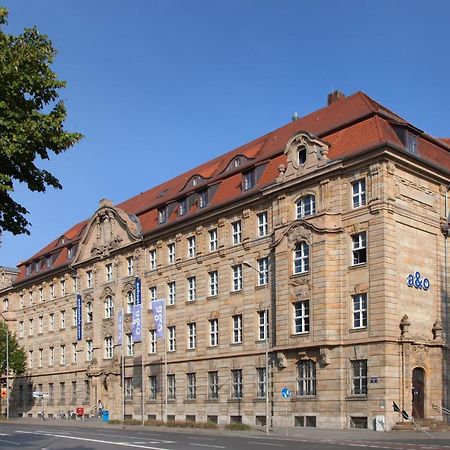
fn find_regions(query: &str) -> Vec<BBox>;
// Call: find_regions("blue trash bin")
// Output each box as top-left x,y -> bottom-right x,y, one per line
102,410 -> 109,422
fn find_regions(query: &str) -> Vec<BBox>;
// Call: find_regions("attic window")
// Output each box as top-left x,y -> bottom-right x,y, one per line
26,264 -> 31,276
234,158 -> 241,168
297,146 -> 307,165
192,177 -> 198,186
243,169 -> 256,191
158,207 -> 168,224
35,261 -> 40,273
198,189 -> 209,208
68,246 -> 75,259
179,198 -> 187,216
406,132 -> 418,155
46,256 -> 52,269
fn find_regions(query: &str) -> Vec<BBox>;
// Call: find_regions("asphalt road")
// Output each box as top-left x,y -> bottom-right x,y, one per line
0,422 -> 450,450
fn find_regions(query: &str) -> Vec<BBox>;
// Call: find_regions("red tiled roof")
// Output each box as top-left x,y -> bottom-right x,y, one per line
15,91 -> 450,282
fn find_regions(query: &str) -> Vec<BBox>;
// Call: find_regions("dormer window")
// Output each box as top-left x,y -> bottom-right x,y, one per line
26,264 -> 31,276
243,169 -> 256,191
46,256 -> 52,269
297,146 -> 307,165
234,158 -> 241,168
158,207 -> 168,224
178,198 -> 187,216
35,261 -> 40,273
192,177 -> 199,186
198,190 -> 209,208
68,246 -> 75,259
406,132 -> 418,155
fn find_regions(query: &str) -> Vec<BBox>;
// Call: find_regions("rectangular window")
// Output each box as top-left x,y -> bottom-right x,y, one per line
104,336 -> 114,359
209,228 -> 218,251
198,190 -> 208,208
106,263 -> 113,282
149,329 -> 157,354
86,270 -> 93,288
294,242 -> 310,274
86,301 -> 93,322
72,381 -> 77,401
48,383 -> 54,401
50,284 -> 55,299
209,318 -> 218,347
127,291 -> 135,314
149,286 -> 157,304
49,313 -> 55,331
232,221 -> 242,244
352,293 -> 368,329
257,257 -> 269,285
38,349 -> 43,367
49,347 -> 54,366
167,281 -> 176,305
86,340 -> 93,361
28,318 -> 33,336
351,359 -> 368,395
125,377 -> 133,399
19,320 -> 24,338
258,310 -> 269,341
60,310 -> 65,329
294,300 -> 310,334
105,296 -> 114,318
243,169 -> 255,190
187,236 -> 196,258
39,288 -> 43,302
126,333 -> 134,356
352,232 -> 367,265
179,198 -> 187,216
28,350 -> 33,368
257,211 -> 268,237
209,270 -> 218,296
187,322 -> 196,349
167,374 -> 176,400
60,280 -> 66,296
168,326 -> 176,352
29,291 -> 33,305
297,360 -> 316,396
19,294 -> 24,308
168,243 -> 176,264
352,179 -> 366,208
149,249 -> 157,270
186,373 -> 196,399
126,256 -> 134,276
85,380 -> 90,402
60,382 -> 65,403
149,375 -> 157,400
72,307 -> 78,327
72,276 -> 78,293
232,264 -> 242,291
158,207 -> 168,224
187,276 -> 196,301
231,369 -> 243,399
232,314 -> 242,344
38,316 -> 43,334
208,371 -> 219,399
72,343 -> 77,364
60,345 -> 66,365
256,368 -> 266,399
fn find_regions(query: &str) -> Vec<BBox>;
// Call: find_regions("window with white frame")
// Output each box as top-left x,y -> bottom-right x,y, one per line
148,375 -> 157,400
158,207 -> 168,224
38,316 -> 43,334
258,310 -> 269,341
198,190 -> 208,208
209,228 -> 218,251
149,286 -> 157,304
126,291 -> 134,314
257,257 -> 269,285
104,336 -> 114,359
168,243 -> 176,264
149,249 -> 157,270
232,314 -> 242,344
187,322 -> 196,349
72,343 -> 77,364
187,276 -> 196,301
167,374 -> 176,400
104,295 -> 114,318
86,339 -> 93,361
351,359 -> 368,395
168,326 -> 176,352
60,310 -> 65,329
352,293 -> 368,329
296,194 -> 316,218
106,263 -> 113,282
297,360 -> 316,396
72,307 -> 78,327
125,377 -> 133,399
209,270 -> 218,296
39,288 -> 43,302
231,264 -> 242,291
28,350 -> 33,368
352,232 -> 367,265
232,220 -> 242,244
86,270 -> 93,288
187,236 -> 196,258
243,169 -> 256,190
2,298 -> 8,311
38,349 -> 43,367
60,280 -> 66,296
294,300 -> 310,334
149,375 -> 157,400
231,369 -> 243,398
126,256 -> 134,276
49,347 -> 54,366
178,198 -> 187,216
297,145 -> 307,165
72,276 -> 78,293
257,211 -> 268,237
208,371 -> 219,399
293,241 -> 310,274
49,313 -> 55,331
60,345 -> 66,365
86,301 -> 93,322
149,329 -> 156,353
126,333 -> 134,356
50,284 -> 55,299
167,281 -> 176,305
209,318 -> 218,346
29,318 -> 33,335
352,179 -> 366,208
256,368 -> 266,399
186,373 -> 196,399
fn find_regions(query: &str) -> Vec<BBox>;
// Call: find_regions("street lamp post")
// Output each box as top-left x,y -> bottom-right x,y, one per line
243,260 -> 270,435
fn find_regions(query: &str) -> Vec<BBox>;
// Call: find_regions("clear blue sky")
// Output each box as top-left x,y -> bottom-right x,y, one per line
1,0 -> 449,267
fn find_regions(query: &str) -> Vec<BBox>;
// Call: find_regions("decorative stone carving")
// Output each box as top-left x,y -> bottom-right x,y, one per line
276,352 -> 287,369
287,223 -> 311,249
432,320 -> 443,340
400,314 -> 411,337
320,347 -> 330,365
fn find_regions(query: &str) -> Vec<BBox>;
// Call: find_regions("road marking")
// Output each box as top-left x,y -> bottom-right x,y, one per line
247,443 -> 285,447
189,444 -> 226,449
0,437 -> 18,445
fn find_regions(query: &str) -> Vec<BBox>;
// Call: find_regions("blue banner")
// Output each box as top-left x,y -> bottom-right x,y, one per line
132,304 -> 142,342
152,298 -> 166,340
117,309 -> 123,346
76,294 -> 82,341
135,278 -> 142,305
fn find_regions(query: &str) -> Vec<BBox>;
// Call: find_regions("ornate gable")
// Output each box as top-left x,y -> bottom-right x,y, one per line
74,199 -> 142,263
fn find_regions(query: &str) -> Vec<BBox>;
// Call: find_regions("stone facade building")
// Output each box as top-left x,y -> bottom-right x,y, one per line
1,91 -> 450,430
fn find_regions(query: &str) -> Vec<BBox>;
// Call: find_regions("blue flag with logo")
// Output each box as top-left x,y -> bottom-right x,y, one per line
152,298 -> 166,340
117,309 -> 123,346
76,294 -> 82,341
132,278 -> 142,342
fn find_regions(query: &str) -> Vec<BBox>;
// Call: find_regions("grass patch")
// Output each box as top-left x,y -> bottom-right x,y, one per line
144,419 -> 218,429
225,422 -> 251,431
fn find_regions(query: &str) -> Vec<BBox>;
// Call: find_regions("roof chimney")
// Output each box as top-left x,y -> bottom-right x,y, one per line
327,90 -> 346,105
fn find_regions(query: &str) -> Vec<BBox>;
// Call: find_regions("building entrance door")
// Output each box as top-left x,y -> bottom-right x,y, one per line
412,367 -> 425,419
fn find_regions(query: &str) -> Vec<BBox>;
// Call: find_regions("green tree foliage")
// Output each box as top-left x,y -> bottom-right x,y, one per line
0,8 -> 83,236
0,322 -> 26,375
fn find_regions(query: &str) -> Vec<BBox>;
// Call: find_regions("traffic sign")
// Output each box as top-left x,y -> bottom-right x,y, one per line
281,387 -> 291,398
32,391 -> 43,398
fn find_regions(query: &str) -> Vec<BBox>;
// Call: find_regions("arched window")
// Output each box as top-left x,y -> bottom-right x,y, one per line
296,195 -> 316,218
86,301 -> 93,323
104,295 -> 114,318
297,360 -> 316,396
126,291 -> 135,314
2,298 -> 8,311
297,146 -> 307,165
293,242 -> 310,274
